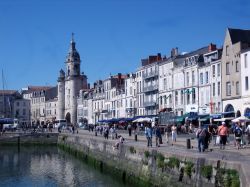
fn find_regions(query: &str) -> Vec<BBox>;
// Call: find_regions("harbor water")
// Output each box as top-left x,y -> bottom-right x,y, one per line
0,146 -> 131,187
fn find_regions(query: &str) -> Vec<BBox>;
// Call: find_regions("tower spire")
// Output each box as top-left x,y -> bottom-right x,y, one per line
71,32 -> 74,43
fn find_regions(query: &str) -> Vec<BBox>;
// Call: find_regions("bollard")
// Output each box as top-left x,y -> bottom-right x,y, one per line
135,134 -> 137,141
95,131 -> 97,136
115,133 -> 118,139
186,138 -> 191,149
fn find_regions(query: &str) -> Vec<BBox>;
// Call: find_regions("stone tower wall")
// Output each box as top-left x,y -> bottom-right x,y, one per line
57,80 -> 65,120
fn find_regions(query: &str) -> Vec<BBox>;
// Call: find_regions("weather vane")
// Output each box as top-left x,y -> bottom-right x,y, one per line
71,32 -> 74,42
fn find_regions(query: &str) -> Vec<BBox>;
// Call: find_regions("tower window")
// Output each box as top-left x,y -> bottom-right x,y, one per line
68,67 -> 70,76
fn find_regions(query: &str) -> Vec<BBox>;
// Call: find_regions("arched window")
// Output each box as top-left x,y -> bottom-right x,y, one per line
224,104 -> 235,118
224,104 -> 234,112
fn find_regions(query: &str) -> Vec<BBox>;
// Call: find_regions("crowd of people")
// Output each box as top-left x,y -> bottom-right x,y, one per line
196,121 -> 250,152
12,118 -> 249,153
88,119 -> 250,153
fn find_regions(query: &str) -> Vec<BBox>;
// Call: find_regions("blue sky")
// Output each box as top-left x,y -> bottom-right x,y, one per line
0,0 -> 250,90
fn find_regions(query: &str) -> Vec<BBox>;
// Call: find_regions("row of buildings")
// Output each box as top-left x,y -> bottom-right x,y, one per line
1,28 -> 250,126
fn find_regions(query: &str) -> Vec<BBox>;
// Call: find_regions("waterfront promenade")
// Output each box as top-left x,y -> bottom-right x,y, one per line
71,129 -> 250,186
1,129 -> 249,186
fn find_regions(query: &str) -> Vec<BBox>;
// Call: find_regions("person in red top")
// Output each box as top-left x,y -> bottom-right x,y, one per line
217,122 -> 229,149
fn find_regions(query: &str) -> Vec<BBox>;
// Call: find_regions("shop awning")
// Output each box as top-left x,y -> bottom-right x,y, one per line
175,116 -> 185,123
199,117 -> 210,122
222,111 -> 235,118
187,112 -> 198,121
198,114 -> 210,121
214,117 -> 235,122
210,113 -> 222,119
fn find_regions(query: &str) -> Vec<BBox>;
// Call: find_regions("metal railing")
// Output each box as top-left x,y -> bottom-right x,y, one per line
142,71 -> 158,79
143,84 -> 158,92
144,101 -> 157,107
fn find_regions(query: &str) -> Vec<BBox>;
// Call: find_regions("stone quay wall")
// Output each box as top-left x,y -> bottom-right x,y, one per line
0,132 -> 58,145
0,132 -> 246,187
58,134 -> 243,187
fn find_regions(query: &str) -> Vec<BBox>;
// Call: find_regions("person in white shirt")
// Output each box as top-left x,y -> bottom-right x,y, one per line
171,125 -> 177,143
245,123 -> 250,144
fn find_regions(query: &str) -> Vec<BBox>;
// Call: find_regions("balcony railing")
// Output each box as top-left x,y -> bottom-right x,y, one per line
142,71 -> 158,79
93,93 -> 105,100
126,107 -> 136,113
143,84 -> 158,92
101,110 -> 108,114
144,101 -> 157,107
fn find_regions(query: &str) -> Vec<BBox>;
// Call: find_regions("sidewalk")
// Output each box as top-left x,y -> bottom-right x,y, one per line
77,129 -> 250,156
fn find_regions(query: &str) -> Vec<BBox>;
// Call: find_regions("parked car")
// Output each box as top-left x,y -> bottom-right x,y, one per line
3,123 -> 18,131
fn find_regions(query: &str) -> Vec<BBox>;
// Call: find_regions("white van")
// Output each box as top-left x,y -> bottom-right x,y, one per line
2,118 -> 19,131
54,119 -> 67,128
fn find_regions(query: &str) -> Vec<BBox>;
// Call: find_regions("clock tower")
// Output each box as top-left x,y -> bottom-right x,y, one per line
57,34 -> 88,125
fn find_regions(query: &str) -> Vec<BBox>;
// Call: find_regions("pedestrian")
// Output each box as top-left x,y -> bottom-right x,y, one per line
204,127 -> 210,151
185,118 -> 189,133
104,126 -> 109,139
155,125 -> 161,147
196,126 -> 207,152
234,122 -> 243,149
145,125 -> 152,147
100,126 -> 103,135
113,135 -> 125,150
165,125 -> 171,143
245,122 -> 250,144
217,122 -> 229,149
208,124 -> 217,145
171,125 -> 177,143
189,122 -> 194,133
49,123 -> 53,132
110,126 -> 115,139
128,123 -> 132,136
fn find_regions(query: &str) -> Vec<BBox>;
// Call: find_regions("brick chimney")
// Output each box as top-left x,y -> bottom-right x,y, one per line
171,47 -> 178,57
208,43 -> 216,52
157,53 -> 162,61
118,73 -> 122,80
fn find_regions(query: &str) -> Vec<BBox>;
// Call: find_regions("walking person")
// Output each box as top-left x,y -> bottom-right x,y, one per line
127,123 -> 132,136
104,126 -> 109,139
100,126 -> 103,135
171,125 -> 177,143
204,127 -> 211,151
234,122 -> 243,149
196,126 -> 207,152
155,125 -> 161,147
245,123 -> 250,144
165,125 -> 171,144
208,124 -> 217,145
110,126 -> 115,139
218,122 -> 229,149
145,125 -> 152,147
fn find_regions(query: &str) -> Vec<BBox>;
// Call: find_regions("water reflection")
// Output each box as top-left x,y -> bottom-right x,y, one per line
0,146 -> 130,187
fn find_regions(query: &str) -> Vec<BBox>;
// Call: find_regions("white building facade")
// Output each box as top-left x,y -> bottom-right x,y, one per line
125,73 -> 137,118
234,49 -> 250,117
